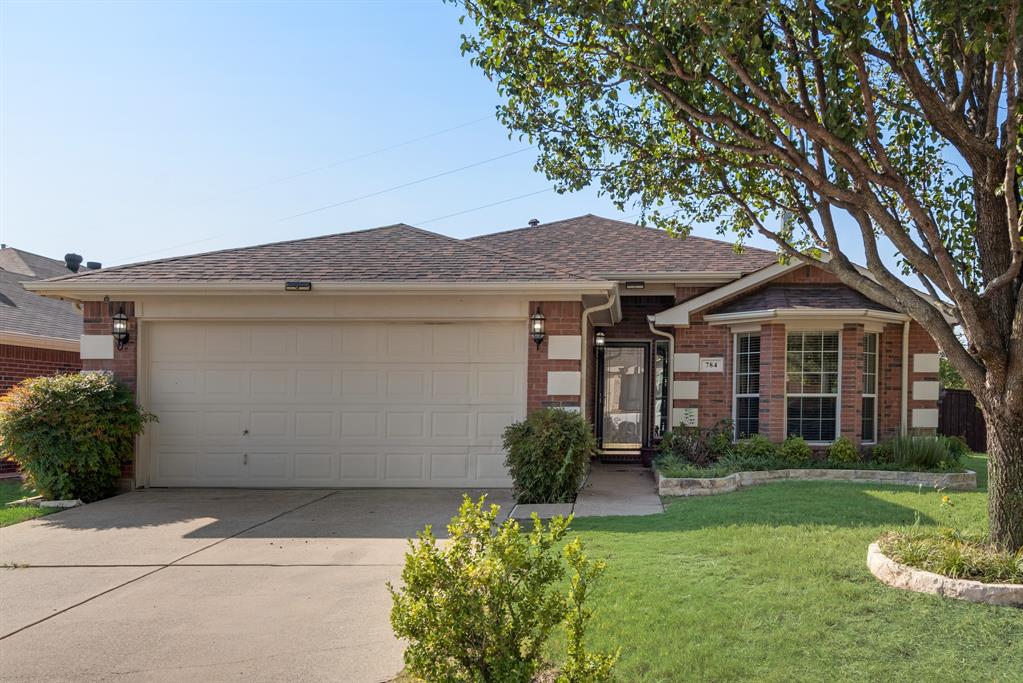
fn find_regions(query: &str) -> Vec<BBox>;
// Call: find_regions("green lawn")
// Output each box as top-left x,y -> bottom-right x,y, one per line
0,478 -> 54,527
557,454 -> 1022,681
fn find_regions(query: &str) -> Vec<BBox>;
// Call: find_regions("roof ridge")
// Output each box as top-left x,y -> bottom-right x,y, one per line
45,223 -> 413,282
401,224 -> 599,281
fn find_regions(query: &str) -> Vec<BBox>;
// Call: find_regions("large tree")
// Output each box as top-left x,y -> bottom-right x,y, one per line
455,0 -> 1023,550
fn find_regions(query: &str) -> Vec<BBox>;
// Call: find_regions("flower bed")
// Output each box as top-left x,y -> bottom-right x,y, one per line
867,541 -> 1023,608
656,467 -> 977,496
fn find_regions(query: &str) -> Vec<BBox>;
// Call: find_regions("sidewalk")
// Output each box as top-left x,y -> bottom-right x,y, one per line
572,463 -> 663,517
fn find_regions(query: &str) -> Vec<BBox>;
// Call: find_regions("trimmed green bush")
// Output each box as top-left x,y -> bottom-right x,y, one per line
827,436 -> 860,464
0,373 -> 155,502
890,435 -> 960,470
944,435 -> 970,459
779,436 -> 812,466
503,409 -> 595,504
388,495 -> 616,682
733,434 -> 778,460
870,441 -> 895,464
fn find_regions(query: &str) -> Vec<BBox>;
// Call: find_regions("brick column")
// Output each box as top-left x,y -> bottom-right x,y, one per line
526,301 -> 583,414
758,323 -> 786,441
83,301 -> 138,393
840,324 -> 865,445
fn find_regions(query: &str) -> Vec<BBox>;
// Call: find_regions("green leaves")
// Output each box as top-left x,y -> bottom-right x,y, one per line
0,373 -> 156,502
388,495 -> 616,682
503,408 -> 596,504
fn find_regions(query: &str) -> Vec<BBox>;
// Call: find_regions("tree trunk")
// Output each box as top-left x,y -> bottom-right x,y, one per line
985,409 -> 1023,552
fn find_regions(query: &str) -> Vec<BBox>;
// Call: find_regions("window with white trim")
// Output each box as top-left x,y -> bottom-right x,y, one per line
734,332 -> 760,438
786,331 -> 840,442
861,332 -> 878,443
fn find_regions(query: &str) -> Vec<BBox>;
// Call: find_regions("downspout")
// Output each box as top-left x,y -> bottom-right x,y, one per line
901,320 -> 910,436
580,291 -> 617,422
647,315 -> 675,428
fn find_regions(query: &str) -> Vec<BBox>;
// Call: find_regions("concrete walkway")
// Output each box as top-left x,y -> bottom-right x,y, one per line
573,463 -> 663,517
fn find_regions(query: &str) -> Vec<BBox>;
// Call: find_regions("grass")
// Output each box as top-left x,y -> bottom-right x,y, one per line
0,478 -> 55,527
880,530 -> 1023,584
549,454 -> 1023,681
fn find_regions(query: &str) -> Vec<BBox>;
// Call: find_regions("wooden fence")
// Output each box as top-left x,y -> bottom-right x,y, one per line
938,388 -> 986,453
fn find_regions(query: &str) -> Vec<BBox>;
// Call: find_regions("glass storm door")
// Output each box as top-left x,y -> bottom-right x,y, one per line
599,345 -> 647,449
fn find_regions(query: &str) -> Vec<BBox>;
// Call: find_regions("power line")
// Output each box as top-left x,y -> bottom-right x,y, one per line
416,187 -> 554,225
277,146 -> 536,222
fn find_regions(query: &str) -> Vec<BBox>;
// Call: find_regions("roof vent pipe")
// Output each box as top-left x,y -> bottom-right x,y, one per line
527,218 -> 540,227
86,261 -> 102,270
64,253 -> 83,272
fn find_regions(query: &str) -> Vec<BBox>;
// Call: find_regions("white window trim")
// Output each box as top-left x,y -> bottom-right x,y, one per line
732,331 -> 761,440
783,330 -> 842,445
862,332 -> 879,445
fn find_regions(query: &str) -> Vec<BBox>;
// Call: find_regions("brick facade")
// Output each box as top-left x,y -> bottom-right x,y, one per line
527,300 -> 583,414
0,344 -> 82,476
82,301 -> 138,393
0,344 -> 81,394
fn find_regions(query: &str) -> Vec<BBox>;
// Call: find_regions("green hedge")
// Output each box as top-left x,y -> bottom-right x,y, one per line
0,373 -> 155,502
503,409 -> 595,504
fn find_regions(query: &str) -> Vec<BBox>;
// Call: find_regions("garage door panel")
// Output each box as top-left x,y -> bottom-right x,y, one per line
148,321 -> 522,487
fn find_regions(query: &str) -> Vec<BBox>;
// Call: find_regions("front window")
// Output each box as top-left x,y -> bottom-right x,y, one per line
786,331 -> 840,442
861,333 -> 878,443
734,332 -> 761,438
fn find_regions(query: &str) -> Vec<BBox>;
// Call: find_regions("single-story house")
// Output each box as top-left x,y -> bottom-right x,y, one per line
26,215 -> 942,489
0,247 -> 90,476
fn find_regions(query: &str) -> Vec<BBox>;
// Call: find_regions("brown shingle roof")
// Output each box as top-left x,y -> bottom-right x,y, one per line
47,224 -> 598,284
468,214 -> 778,276
712,284 -> 894,314
0,247 -> 79,279
0,258 -> 82,341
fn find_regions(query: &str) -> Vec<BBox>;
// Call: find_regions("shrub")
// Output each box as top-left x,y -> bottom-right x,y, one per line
779,436 -> 812,466
503,409 -> 595,504
870,441 -> 894,464
658,419 -> 733,468
890,435 -> 959,470
733,434 -> 777,460
559,541 -> 619,683
944,435 -> 970,459
827,436 -> 860,464
0,373 -> 155,502
389,495 -> 616,683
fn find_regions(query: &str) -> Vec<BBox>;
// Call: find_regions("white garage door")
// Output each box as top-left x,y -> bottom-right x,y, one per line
146,321 -> 525,487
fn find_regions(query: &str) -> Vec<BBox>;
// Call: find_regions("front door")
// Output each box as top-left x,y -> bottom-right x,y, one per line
597,344 -> 648,450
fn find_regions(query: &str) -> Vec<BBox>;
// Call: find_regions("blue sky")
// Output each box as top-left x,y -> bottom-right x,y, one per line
3,0 -> 865,270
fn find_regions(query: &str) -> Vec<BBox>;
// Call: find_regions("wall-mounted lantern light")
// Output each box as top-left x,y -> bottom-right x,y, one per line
112,306 -> 129,350
594,329 -> 606,347
530,307 -> 546,349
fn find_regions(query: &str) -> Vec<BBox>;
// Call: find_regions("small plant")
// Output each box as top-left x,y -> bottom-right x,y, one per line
503,409 -> 595,504
827,436 -> 860,464
943,435 -> 970,459
0,373 -> 155,502
779,436 -> 812,466
880,530 -> 1023,584
870,441 -> 894,464
388,495 -> 616,683
658,419 -> 733,468
558,541 -> 619,683
733,434 -> 777,460
890,435 -> 959,470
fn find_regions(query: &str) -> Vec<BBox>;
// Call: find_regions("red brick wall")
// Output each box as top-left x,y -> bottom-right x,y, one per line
82,301 -> 138,393
757,323 -> 787,441
840,324 -> 865,444
527,300 -> 582,414
0,344 -> 82,477
878,323 -> 904,441
0,344 -> 81,394
82,301 -> 138,482
907,320 -> 939,435
672,319 -> 733,429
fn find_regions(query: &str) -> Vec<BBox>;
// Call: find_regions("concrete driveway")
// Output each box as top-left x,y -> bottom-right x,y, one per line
0,487 -> 513,682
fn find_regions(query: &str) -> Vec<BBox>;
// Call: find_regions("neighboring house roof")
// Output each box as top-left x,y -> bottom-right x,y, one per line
0,246 -> 80,279
42,224 -> 599,284
468,214 -> 779,277
712,284 -> 895,315
0,248 -> 84,349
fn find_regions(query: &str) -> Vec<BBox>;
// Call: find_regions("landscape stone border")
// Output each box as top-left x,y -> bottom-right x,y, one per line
656,468 -> 976,496
867,542 -> 1023,608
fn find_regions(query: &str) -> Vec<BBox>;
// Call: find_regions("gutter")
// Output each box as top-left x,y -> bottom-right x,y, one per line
647,316 -> 675,429
580,291 -> 618,422
901,320 -> 910,436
